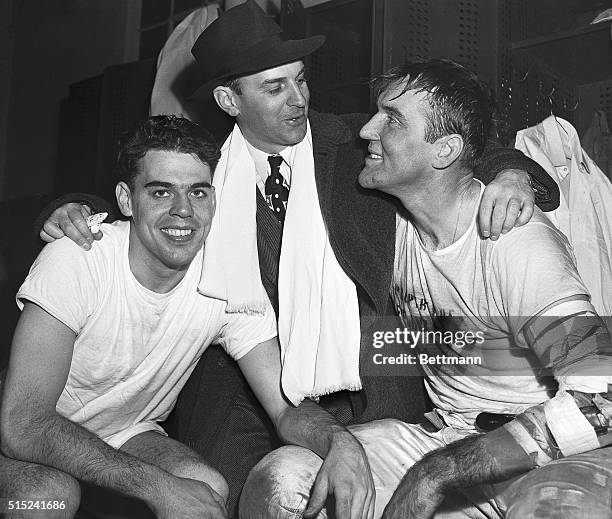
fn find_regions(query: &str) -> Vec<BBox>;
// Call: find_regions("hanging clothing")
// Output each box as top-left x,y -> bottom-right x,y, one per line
515,115 -> 612,318
582,110 -> 612,182
150,4 -> 221,119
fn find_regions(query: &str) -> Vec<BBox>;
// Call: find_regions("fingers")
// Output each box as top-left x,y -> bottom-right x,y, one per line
479,191 -> 535,240
501,198 -> 522,234
367,493 -> 376,519
363,474 -> 376,519
41,203 -> 96,248
304,472 -> 328,518
352,489 -> 373,519
56,203 -> 95,250
480,167 -> 538,240
482,198 -> 533,240
334,492 -> 351,519
489,202 -> 507,240
40,221 -> 67,242
478,195 -> 494,239
336,473 -> 375,519
207,486 -> 226,510
515,198 -> 534,227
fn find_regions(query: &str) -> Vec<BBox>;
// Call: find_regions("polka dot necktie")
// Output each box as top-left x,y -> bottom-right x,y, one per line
265,155 -> 289,223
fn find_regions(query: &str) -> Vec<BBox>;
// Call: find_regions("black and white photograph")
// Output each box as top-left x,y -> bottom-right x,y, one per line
1,0 -> 612,517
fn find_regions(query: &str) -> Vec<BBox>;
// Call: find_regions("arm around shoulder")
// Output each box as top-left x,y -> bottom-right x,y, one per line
35,192 -> 119,248
477,145 -> 560,211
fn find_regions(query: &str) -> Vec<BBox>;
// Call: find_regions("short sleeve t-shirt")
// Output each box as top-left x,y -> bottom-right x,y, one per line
17,220 -> 277,447
391,182 -> 589,429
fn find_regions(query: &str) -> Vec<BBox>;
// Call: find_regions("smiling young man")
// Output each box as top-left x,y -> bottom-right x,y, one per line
0,116 -> 281,518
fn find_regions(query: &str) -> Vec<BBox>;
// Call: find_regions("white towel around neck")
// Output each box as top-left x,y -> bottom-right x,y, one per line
199,122 -> 362,405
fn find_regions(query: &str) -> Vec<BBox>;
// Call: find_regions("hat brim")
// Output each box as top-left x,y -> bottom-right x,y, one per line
189,35 -> 325,101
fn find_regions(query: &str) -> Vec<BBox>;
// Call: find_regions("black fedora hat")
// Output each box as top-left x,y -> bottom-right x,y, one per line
189,0 -> 325,100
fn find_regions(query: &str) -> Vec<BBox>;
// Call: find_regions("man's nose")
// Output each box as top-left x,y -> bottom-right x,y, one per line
288,83 -> 306,108
359,116 -> 380,140
170,194 -> 193,218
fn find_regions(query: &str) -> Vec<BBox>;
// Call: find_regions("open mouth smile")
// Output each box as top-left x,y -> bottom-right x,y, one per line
161,228 -> 195,240
285,114 -> 305,124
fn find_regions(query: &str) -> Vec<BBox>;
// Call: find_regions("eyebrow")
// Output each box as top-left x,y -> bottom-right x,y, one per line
380,102 -> 407,124
144,181 -> 212,189
260,66 -> 306,87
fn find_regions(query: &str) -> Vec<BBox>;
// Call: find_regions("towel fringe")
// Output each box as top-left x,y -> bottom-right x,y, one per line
225,301 -> 267,315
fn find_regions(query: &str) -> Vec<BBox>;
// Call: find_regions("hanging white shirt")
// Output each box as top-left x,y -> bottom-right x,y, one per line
515,115 -> 612,319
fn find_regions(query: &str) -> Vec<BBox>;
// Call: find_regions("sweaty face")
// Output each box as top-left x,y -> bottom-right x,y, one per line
358,84 -> 435,195
122,150 -> 216,280
233,61 -> 309,153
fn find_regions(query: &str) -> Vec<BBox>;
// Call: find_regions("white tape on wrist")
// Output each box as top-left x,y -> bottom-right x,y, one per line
544,390 -> 600,457
503,419 -> 553,466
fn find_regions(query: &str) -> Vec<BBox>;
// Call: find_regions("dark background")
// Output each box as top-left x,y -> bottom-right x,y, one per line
1,0 -> 611,367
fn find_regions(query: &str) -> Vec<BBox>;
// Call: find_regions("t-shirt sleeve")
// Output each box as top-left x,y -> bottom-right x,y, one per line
16,237 -> 104,334
488,218 -> 590,339
216,298 -> 278,361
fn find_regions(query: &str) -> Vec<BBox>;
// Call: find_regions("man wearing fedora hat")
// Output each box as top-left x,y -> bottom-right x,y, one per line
38,1 -> 559,517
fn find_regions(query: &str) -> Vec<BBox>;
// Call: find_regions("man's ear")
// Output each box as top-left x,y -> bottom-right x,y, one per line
116,182 -> 133,217
211,186 -> 217,217
213,86 -> 240,117
433,134 -> 464,169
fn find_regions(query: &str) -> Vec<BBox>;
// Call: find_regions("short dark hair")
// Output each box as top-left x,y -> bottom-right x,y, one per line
372,59 -> 495,168
222,76 -> 243,95
117,115 -> 221,189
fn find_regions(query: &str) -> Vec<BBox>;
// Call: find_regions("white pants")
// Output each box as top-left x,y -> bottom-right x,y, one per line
239,419 -> 612,518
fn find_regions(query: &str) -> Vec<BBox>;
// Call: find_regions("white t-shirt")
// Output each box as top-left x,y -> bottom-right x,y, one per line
17,221 -> 277,447
392,182 -> 590,429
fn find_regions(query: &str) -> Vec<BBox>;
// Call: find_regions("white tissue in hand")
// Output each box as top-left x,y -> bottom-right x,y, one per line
86,212 -> 108,234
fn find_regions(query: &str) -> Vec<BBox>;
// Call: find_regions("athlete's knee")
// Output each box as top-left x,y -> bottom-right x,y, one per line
172,458 -> 229,503
505,451 -> 612,519
239,445 -> 323,519
6,464 -> 80,518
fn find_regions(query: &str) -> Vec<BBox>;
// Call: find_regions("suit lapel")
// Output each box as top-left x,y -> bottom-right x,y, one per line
309,111 -> 396,316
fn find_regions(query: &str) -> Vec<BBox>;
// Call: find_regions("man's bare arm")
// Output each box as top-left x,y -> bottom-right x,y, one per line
237,337 -> 375,519
382,426 -> 532,519
0,303 -> 226,519
382,305 -> 612,519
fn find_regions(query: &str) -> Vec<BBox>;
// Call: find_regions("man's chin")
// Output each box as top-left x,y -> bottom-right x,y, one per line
286,125 -> 307,146
358,170 -> 376,190
161,241 -> 204,269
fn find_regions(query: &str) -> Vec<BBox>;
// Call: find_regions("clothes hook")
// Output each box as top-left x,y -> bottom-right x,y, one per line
546,86 -> 556,115
517,67 -> 530,82
564,95 -> 580,112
